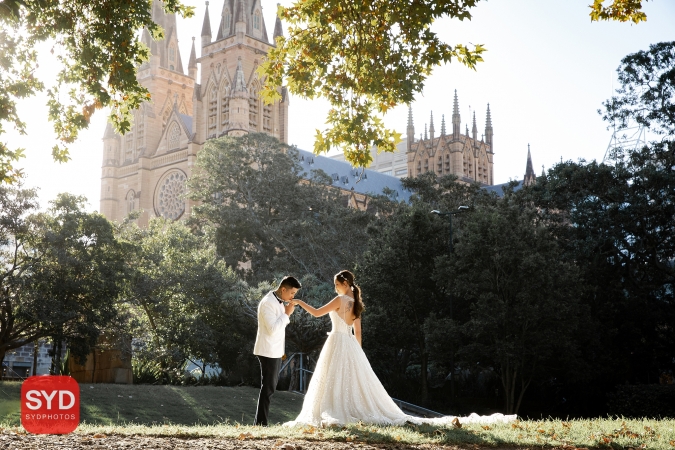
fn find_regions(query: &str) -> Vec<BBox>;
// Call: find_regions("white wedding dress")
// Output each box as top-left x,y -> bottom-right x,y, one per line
284,295 -> 516,427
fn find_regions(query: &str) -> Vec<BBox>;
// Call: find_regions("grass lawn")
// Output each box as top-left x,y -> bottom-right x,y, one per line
0,381 -> 303,426
1,381 -> 674,448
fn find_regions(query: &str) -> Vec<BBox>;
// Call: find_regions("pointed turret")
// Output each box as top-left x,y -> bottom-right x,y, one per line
188,37 -> 197,79
424,123 -> 428,141
141,28 -> 152,47
273,4 -> 284,40
465,124 -> 469,137
201,1 -> 212,47
485,103 -> 493,152
217,0 -> 231,40
472,111 -> 477,142
429,111 -> 435,141
441,114 -> 446,136
452,90 -> 461,140
235,0 -> 246,35
150,39 -> 160,68
406,105 -> 415,152
524,144 -> 536,186
541,165 -> 546,177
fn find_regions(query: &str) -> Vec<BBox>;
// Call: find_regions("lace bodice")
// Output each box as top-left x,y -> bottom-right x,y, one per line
328,295 -> 355,335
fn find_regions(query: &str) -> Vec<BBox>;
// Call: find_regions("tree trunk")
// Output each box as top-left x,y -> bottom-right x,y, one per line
33,341 -> 38,376
420,352 -> 429,405
500,361 -> 519,414
0,349 -> 5,380
91,348 -> 97,383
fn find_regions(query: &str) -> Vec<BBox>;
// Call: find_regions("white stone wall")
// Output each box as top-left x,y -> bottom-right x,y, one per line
3,341 -> 65,378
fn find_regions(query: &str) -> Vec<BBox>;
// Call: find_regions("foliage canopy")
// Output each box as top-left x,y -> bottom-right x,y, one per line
0,0 -> 193,183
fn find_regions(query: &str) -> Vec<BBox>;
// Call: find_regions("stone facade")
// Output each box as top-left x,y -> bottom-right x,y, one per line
100,0 -> 289,225
407,91 -> 494,185
330,91 -> 495,184
2,341 -> 63,379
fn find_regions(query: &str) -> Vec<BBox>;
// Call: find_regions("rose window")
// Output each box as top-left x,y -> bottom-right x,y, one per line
154,170 -> 186,220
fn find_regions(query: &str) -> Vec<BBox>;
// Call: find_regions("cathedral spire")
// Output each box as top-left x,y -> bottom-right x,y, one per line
452,89 -> 460,140
188,37 -> 197,79
472,111 -> 477,141
485,103 -> 493,152
273,4 -> 284,40
201,1 -> 212,47
524,144 -> 536,186
441,114 -> 446,136
429,111 -> 435,141
235,0 -> 246,35
406,105 -> 415,152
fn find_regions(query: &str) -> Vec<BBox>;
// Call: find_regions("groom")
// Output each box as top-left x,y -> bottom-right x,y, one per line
253,276 -> 301,426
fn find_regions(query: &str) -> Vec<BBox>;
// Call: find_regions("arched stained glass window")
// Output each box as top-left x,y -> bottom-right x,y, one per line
169,122 -> 180,150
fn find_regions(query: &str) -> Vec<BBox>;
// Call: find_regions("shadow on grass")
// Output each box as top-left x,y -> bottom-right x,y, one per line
0,382 -> 303,427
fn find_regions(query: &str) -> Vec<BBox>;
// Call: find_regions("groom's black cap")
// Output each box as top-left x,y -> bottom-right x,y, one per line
278,276 -> 302,290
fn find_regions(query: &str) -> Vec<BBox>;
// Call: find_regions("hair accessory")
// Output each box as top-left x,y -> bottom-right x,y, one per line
350,285 -> 354,291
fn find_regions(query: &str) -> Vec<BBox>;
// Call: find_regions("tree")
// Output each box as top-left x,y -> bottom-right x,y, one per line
524,42 -> 675,389
120,217 -> 240,380
590,0 -> 650,23
356,172 -> 497,406
435,190 -> 582,415
259,1 -> 485,168
0,0 -> 193,183
0,187 -> 126,371
187,133 -> 371,285
259,1 -> 649,168
600,41 -> 675,137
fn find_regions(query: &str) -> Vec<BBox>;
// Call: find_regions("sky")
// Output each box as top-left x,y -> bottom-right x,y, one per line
5,0 -> 675,212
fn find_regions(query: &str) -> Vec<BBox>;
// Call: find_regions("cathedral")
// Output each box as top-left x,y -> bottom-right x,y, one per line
100,0 -> 289,226
99,1 -> 519,224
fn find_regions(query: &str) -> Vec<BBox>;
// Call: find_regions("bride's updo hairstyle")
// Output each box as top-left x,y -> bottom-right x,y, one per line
335,270 -> 364,319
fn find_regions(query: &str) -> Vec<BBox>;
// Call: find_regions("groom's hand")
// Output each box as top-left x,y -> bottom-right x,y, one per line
284,302 -> 296,316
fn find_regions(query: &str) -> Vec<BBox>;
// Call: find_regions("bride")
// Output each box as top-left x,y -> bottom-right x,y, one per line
284,270 -> 516,427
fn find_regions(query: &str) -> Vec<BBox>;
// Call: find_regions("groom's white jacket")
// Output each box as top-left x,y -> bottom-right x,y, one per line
253,291 -> 290,359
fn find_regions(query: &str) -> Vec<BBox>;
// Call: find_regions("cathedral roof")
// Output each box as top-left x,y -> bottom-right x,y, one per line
483,181 -> 524,197
178,113 -> 193,135
295,149 -> 411,202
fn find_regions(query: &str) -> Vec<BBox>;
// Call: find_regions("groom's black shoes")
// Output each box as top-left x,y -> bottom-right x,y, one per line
254,355 -> 281,426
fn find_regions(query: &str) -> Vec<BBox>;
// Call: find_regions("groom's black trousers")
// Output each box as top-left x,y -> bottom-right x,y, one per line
254,355 -> 281,426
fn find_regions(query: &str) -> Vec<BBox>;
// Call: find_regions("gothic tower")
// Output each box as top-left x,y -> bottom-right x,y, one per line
101,0 -> 289,226
194,0 -> 289,143
407,92 -> 494,185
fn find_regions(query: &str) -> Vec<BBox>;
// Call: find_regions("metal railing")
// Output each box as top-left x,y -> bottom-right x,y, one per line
279,352 -> 314,393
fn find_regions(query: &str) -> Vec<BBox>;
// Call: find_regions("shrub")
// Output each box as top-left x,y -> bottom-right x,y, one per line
607,384 -> 675,418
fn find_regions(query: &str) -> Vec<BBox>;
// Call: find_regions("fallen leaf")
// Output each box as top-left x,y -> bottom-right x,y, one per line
237,432 -> 254,440
481,425 -> 491,430
451,417 -> 462,429
93,434 -> 106,439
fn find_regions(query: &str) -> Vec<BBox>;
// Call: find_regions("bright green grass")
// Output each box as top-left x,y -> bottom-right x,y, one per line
1,382 -> 673,448
0,381 -> 303,426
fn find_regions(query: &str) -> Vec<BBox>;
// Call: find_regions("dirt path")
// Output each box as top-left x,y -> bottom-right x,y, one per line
0,433 -> 483,450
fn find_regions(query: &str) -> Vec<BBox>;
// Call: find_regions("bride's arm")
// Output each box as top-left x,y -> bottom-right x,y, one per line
353,318 -> 362,347
292,297 -> 340,318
